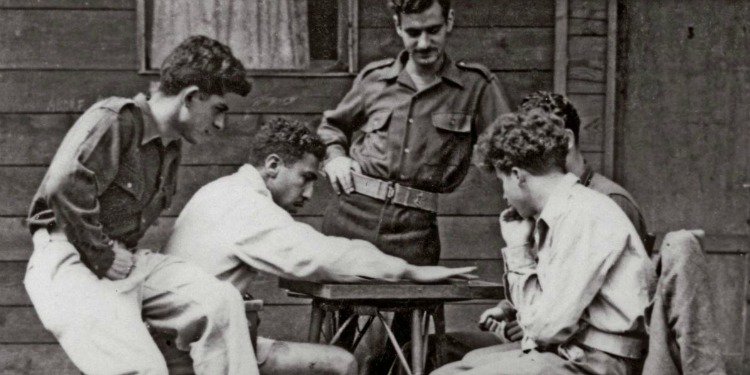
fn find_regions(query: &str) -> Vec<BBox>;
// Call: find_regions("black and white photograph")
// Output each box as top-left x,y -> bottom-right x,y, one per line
0,0 -> 746,374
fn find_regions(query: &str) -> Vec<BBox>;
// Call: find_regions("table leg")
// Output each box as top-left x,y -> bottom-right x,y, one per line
308,300 -> 324,343
411,309 -> 424,375
378,311 -> 412,375
434,304 -> 447,367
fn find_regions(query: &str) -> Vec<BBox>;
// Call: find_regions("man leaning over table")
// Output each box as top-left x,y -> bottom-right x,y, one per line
164,118 -> 476,375
431,110 -> 656,374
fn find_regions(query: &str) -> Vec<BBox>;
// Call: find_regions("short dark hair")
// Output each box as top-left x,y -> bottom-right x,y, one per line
389,0 -> 451,21
519,91 -> 581,144
248,118 -> 326,167
476,110 -> 569,175
159,35 -> 251,97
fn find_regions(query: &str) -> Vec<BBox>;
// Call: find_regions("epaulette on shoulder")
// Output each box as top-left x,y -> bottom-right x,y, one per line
456,61 -> 494,82
360,58 -> 396,77
97,97 -> 136,114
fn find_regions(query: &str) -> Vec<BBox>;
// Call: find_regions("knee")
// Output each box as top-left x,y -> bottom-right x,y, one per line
201,281 -> 245,325
325,346 -> 358,375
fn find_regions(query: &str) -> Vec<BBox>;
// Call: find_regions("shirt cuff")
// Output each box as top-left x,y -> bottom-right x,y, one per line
501,243 -> 535,271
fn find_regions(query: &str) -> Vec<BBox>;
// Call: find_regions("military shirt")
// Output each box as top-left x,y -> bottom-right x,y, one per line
318,51 -> 511,193
28,94 -> 181,277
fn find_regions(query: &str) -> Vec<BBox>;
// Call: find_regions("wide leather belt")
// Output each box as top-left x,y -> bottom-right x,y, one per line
350,172 -> 438,213
573,325 -> 647,359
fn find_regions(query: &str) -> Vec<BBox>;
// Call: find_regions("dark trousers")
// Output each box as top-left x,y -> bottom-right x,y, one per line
322,192 -> 441,373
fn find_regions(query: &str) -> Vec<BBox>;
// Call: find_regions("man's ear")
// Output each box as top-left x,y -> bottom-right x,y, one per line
180,86 -> 201,108
445,9 -> 455,33
393,14 -> 403,36
264,154 -> 283,178
512,167 -> 529,186
564,128 -> 576,151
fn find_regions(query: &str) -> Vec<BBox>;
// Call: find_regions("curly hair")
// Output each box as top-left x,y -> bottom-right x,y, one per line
476,110 -> 569,175
519,91 -> 581,144
159,35 -> 251,97
247,118 -> 326,167
389,0 -> 450,21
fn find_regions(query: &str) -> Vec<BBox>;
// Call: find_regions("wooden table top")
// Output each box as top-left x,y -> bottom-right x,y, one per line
279,278 -> 504,302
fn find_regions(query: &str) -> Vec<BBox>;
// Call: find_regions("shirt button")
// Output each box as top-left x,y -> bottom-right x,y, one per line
408,118 -> 413,124
126,182 -> 133,188
400,174 -> 406,179
404,148 -> 410,154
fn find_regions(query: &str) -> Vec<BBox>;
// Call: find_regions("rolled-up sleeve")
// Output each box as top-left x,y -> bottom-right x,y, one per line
317,73 -> 367,151
45,111 -> 122,277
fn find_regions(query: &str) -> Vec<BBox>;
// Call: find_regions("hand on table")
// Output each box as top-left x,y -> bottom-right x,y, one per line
323,156 -> 361,195
405,265 -> 478,283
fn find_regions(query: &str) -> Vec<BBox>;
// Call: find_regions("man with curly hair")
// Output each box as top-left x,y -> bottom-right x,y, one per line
24,36 -> 257,374
401,92 -> 653,374
431,111 -> 655,374
519,92 -> 649,249
164,118 -> 476,374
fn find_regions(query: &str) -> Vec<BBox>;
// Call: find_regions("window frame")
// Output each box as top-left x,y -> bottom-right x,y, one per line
136,0 -> 359,77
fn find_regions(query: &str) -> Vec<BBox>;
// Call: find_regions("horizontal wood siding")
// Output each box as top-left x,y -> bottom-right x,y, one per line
0,1 -> 569,372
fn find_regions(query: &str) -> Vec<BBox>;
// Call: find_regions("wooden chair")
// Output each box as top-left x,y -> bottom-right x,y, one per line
151,298 -> 264,374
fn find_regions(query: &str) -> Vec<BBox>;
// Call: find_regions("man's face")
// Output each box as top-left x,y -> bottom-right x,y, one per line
496,168 -> 535,219
268,153 -> 320,214
395,1 -> 453,69
178,92 -> 228,144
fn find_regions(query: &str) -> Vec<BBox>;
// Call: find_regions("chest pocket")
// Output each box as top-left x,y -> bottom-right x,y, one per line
99,163 -> 144,236
358,110 -> 392,160
425,113 -> 473,166
432,113 -> 472,134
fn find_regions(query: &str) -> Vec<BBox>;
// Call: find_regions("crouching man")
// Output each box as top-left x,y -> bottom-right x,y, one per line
431,110 -> 655,374
164,118 -> 476,374
24,36 -> 258,374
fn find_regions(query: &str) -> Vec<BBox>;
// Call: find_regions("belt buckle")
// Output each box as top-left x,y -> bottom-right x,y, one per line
385,182 -> 396,200
412,191 -> 424,207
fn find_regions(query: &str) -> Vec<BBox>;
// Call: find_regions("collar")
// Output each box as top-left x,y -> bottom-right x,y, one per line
380,51 -> 464,88
236,164 -> 272,198
133,93 -> 163,146
537,173 -> 580,226
580,162 -> 595,187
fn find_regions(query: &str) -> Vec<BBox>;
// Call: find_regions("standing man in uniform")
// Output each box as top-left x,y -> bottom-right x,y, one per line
317,0 -> 510,371
318,0 -> 509,267
24,36 -> 259,374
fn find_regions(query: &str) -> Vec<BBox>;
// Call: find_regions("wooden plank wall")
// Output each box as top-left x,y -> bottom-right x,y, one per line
615,1 -> 749,374
0,1 -> 594,372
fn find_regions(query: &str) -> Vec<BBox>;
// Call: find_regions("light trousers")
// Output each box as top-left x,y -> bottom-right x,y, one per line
24,229 -> 258,375
430,344 -> 641,375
